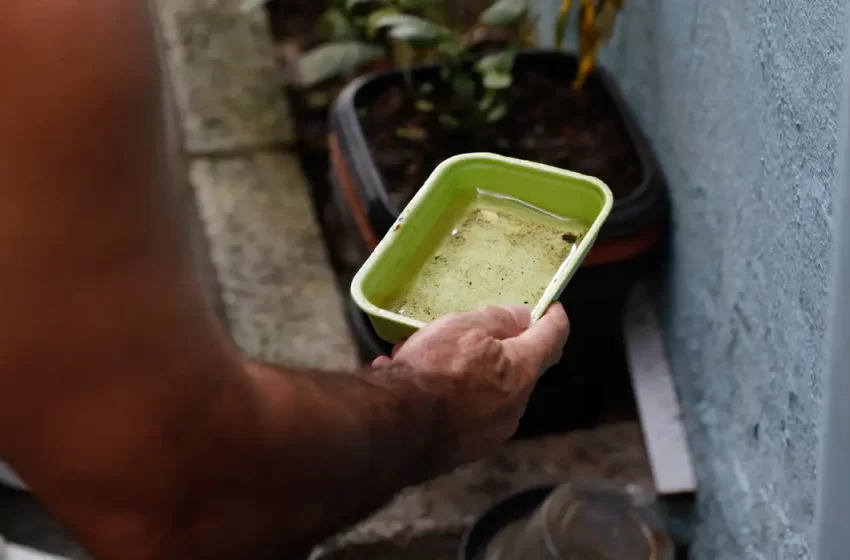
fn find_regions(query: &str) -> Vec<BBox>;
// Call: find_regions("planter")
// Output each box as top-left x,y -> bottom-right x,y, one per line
345,295 -> 392,363
329,50 -> 668,277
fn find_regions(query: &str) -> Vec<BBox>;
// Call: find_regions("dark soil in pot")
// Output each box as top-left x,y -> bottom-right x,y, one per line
266,0 -> 325,54
359,69 -> 643,212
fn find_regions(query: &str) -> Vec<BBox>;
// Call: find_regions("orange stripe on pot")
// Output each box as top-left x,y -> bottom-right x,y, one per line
329,134 -> 379,250
582,224 -> 664,267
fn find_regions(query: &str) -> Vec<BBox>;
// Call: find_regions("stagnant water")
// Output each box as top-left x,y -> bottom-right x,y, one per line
385,191 -> 589,322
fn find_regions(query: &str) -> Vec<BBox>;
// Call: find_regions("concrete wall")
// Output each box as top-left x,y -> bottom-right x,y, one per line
537,1 -> 844,558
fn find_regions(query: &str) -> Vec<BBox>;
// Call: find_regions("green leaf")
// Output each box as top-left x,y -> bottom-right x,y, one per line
395,0 -> 430,10
415,99 -> 435,112
396,125 -> 428,140
318,7 -> 359,41
554,0 -> 571,49
477,49 -> 515,91
371,13 -> 433,31
451,73 -> 476,100
476,53 -> 501,73
296,42 -> 386,88
483,71 -> 512,89
594,1 -> 621,42
479,0 -> 529,26
437,40 -> 465,59
367,7 -> 401,37
479,90 -> 497,110
475,49 -> 516,74
439,114 -> 460,128
372,14 -> 448,46
306,90 -> 335,108
486,103 -> 508,122
346,0 -> 381,9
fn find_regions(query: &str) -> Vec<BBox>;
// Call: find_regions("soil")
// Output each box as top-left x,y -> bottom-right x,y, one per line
266,0 -> 325,52
359,68 -> 643,210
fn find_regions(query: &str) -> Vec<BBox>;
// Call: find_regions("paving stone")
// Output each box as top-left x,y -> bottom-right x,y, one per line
191,151 -> 359,370
152,0 -> 294,153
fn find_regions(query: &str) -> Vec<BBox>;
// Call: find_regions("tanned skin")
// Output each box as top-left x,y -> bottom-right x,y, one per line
0,1 -> 569,559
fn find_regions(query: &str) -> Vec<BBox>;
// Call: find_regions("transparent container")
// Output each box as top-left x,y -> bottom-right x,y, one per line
481,482 -> 673,560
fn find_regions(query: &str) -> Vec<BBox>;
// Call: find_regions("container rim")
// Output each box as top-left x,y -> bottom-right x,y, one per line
350,152 -> 614,330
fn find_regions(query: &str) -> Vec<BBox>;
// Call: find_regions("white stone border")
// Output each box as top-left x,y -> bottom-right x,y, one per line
624,284 -> 697,496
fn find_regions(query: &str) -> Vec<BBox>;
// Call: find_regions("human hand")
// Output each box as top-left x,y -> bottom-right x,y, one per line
372,303 -> 569,470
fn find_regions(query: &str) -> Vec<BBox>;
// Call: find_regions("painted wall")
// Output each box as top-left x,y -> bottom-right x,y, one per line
537,1 -> 844,558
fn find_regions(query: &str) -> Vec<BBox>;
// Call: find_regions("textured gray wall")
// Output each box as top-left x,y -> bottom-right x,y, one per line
537,1 -> 844,558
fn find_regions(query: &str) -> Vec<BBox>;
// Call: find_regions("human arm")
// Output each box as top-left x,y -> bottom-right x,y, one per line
0,1 -> 568,559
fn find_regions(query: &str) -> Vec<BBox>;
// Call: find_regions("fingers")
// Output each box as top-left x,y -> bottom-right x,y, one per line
458,304 -> 532,340
373,341 -> 407,366
502,302 -> 570,375
372,356 -> 392,367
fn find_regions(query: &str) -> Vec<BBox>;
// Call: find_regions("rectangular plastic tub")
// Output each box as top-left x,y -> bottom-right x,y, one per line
351,153 -> 613,343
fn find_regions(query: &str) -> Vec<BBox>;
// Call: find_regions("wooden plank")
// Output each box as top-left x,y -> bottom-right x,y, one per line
623,284 -> 697,495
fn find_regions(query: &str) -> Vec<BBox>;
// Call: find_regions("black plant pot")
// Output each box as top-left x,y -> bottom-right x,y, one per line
329,49 -> 668,278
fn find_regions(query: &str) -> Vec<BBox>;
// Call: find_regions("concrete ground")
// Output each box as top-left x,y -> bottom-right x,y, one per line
0,2 -> 652,558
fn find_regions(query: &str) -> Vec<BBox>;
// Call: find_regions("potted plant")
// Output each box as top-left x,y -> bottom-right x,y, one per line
242,0 -> 527,293
329,0 -> 667,312
327,0 -> 668,437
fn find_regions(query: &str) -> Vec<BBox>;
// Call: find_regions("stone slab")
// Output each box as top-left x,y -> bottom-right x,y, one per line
191,151 -> 358,370
315,529 -> 466,560
152,0 -> 294,154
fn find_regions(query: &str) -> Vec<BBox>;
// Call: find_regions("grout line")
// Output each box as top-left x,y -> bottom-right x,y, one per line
181,139 -> 300,162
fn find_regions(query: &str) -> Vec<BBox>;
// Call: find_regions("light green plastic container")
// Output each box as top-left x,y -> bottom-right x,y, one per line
351,153 -> 614,343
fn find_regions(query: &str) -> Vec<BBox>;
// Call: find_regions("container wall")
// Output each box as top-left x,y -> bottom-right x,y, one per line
536,1 -> 844,558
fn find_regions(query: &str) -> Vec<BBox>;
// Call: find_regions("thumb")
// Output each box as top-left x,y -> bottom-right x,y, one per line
502,302 -> 570,375
469,304 -> 532,340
